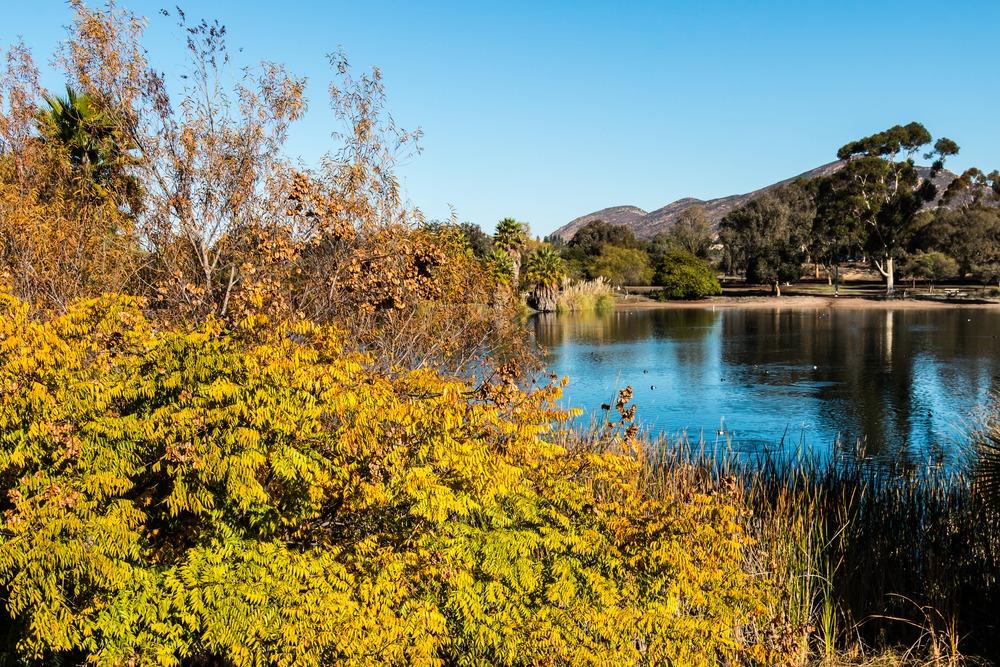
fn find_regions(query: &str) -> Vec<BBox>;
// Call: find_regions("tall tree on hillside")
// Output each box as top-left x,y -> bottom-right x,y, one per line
832,122 -> 959,293
941,167 -> 1000,206
494,217 -> 529,286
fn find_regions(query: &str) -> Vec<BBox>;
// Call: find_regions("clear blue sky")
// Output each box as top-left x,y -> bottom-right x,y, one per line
4,1 -> 999,236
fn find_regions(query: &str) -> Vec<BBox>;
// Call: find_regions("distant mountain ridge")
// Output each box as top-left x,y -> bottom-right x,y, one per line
553,161 -> 959,241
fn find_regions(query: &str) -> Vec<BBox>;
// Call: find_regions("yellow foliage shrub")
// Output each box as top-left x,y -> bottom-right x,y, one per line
0,293 -> 763,665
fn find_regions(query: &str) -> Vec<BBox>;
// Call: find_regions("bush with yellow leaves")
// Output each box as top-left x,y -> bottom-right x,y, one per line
0,292 -> 763,665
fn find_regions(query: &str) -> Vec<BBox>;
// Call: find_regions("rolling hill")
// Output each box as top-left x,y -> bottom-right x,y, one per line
552,161 -> 959,241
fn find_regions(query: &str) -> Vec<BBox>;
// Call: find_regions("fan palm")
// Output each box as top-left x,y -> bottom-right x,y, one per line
494,218 -> 528,285
525,246 -> 565,312
39,86 -> 138,201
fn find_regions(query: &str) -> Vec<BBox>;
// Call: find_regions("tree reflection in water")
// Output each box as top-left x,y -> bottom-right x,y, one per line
533,307 -> 1000,464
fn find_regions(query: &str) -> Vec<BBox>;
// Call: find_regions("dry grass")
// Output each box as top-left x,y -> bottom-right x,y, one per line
555,277 -> 615,313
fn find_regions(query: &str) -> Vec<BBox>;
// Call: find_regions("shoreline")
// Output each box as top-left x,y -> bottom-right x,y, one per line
616,294 -> 1000,310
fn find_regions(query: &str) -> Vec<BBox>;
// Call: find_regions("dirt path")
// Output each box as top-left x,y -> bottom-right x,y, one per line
617,295 -> 1000,310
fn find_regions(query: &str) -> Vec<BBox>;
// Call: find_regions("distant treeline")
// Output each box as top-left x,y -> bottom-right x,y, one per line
500,123 -> 1000,298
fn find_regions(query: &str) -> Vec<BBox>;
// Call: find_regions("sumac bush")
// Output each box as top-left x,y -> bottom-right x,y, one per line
0,293 -> 764,665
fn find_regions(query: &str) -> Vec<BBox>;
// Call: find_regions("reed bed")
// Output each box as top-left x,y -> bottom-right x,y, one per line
637,427 -> 1000,664
555,277 -> 615,313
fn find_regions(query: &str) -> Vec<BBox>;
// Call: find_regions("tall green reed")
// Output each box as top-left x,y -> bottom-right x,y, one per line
641,431 -> 1000,663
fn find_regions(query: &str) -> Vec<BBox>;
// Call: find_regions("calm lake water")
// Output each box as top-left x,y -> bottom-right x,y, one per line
532,307 -> 1000,463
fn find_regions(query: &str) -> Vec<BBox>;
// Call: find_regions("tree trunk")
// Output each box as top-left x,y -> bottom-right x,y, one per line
529,285 -> 558,312
874,255 -> 894,294
509,251 -> 521,288
814,263 -> 820,279
772,281 -> 781,297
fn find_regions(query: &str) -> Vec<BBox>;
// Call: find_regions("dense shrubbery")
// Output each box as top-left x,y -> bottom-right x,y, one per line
0,293 -> 762,664
653,251 -> 722,300
555,217 -> 715,288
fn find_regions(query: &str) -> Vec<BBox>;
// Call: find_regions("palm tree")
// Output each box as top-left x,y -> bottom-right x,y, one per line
493,218 -> 529,286
38,85 -> 138,209
486,248 -> 515,284
525,246 -> 565,312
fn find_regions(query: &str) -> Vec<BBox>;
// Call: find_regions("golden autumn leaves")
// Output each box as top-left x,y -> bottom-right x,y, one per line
0,293 -> 764,665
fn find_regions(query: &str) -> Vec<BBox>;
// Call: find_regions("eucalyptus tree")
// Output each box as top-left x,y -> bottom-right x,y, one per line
931,168 -> 1000,286
718,190 -> 808,296
813,175 -> 864,288
831,123 -> 958,293
665,205 -> 714,259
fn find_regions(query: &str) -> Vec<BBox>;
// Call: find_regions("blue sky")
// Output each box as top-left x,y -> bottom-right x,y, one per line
4,1 -> 999,236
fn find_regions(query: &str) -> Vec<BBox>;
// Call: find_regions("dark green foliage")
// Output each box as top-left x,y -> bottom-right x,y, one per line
835,122 -> 935,161
542,233 -> 566,250
40,86 -> 124,175
458,222 -> 492,258
493,217 -> 528,252
653,250 -> 721,300
565,220 -> 639,258
813,174 -> 864,270
900,250 -> 958,287
912,207 -> 1000,282
37,85 -> 141,213
718,190 -> 807,293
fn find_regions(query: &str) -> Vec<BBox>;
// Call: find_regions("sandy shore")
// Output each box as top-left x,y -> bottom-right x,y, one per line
617,295 -> 1000,310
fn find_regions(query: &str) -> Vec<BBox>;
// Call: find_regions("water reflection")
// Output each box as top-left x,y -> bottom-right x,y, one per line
533,307 -> 1000,463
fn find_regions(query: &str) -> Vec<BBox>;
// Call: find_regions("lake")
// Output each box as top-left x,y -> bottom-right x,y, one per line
532,306 -> 1000,463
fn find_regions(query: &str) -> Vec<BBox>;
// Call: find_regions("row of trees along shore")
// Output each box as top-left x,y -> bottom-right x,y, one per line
531,123 -> 999,299
2,3 -> 1000,664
